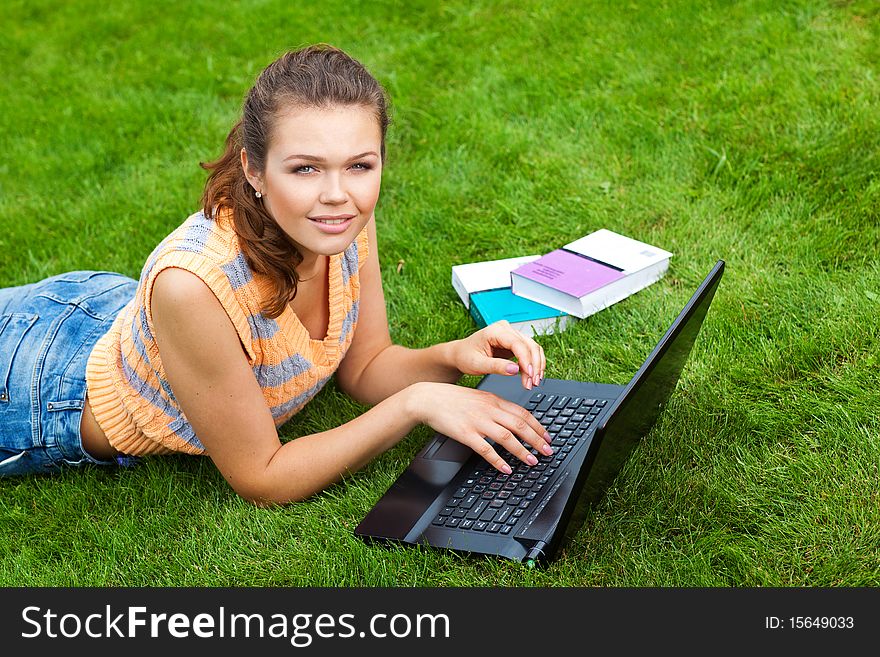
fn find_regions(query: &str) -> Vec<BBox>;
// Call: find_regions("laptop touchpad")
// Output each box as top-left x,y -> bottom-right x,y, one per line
424,436 -> 473,463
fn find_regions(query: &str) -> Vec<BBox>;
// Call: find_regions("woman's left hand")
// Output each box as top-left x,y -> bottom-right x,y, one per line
450,320 -> 546,390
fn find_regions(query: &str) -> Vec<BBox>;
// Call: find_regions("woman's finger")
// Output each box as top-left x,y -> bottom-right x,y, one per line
484,425 -> 536,468
468,435 -> 513,475
537,348 -> 545,386
505,330 -> 543,390
494,401 -> 554,457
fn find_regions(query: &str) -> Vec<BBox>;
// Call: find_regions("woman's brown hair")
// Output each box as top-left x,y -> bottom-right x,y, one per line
200,44 -> 390,318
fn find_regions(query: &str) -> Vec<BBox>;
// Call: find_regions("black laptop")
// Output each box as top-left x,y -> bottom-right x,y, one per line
355,260 -> 725,566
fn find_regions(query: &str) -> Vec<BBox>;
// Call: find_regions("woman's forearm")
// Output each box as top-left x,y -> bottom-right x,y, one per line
256,384 -> 425,504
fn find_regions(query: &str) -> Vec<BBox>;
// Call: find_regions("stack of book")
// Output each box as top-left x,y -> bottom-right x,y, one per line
451,229 -> 672,337
451,255 -> 574,338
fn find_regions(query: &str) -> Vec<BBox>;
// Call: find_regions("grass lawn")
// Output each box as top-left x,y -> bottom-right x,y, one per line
0,0 -> 878,587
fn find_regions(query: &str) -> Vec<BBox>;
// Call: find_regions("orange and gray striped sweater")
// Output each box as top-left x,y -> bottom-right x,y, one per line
85,209 -> 368,456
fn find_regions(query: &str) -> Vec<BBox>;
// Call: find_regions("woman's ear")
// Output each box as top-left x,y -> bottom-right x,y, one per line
240,148 -> 263,194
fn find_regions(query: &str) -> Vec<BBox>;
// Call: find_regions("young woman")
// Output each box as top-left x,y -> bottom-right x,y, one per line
0,44 -> 552,504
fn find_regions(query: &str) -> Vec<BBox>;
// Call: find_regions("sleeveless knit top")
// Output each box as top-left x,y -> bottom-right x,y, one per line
85,209 -> 368,456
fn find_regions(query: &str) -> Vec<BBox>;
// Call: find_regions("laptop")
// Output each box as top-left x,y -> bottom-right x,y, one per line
355,260 -> 725,566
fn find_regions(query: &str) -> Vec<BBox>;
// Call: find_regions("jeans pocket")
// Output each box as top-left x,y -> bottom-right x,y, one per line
0,312 -> 39,405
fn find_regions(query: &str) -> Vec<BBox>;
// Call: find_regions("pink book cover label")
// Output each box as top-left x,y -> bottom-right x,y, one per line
514,249 -> 624,297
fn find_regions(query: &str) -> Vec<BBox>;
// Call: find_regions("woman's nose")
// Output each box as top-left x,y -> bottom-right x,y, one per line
318,173 -> 347,204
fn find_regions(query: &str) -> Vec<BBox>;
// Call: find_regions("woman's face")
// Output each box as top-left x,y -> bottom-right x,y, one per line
242,104 -> 383,271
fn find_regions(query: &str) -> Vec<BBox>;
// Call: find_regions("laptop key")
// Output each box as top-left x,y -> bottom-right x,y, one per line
496,507 -> 513,524
466,500 -> 489,519
460,494 -> 479,509
487,523 -> 503,533
479,508 -> 498,523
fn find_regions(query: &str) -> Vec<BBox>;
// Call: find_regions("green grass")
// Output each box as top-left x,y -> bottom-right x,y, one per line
1,0 -> 878,587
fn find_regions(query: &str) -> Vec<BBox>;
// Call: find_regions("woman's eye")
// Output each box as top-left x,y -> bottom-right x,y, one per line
351,162 -> 372,171
294,165 -> 316,174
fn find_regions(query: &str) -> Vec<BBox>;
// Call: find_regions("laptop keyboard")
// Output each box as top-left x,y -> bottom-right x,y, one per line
430,392 -> 608,536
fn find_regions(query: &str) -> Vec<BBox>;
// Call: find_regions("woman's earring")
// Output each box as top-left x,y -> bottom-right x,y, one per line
255,190 -> 263,199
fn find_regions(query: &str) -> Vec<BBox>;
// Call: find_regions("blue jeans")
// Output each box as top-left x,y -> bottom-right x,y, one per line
0,271 -> 138,476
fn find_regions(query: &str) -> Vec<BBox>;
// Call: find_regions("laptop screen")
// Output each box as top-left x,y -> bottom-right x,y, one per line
562,261 -> 724,541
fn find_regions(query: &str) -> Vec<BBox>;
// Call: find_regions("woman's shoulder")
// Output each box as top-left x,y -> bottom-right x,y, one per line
151,266 -> 222,319
149,265 -> 255,379
152,265 -> 214,297
140,209 -> 260,361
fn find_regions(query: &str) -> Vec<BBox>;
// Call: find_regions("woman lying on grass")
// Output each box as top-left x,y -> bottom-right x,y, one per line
0,44 -> 553,503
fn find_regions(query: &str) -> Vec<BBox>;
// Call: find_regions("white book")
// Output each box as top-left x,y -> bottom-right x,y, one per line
510,229 -> 673,319
452,255 -> 541,308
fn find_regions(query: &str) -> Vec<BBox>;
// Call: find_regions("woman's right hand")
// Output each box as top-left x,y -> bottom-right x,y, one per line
404,381 -> 554,474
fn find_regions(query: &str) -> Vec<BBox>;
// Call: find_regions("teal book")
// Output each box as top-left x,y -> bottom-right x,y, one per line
468,287 -> 572,338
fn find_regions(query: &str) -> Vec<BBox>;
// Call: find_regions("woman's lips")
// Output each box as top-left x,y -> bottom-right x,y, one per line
308,214 -> 355,234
